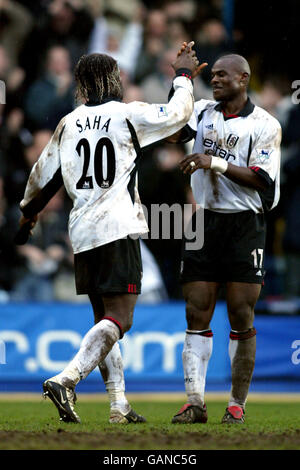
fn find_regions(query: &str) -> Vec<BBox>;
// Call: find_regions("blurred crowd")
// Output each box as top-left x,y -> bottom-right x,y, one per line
0,0 -> 299,303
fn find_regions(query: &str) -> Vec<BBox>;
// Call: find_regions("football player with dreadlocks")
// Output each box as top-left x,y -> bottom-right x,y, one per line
17,44 -> 207,424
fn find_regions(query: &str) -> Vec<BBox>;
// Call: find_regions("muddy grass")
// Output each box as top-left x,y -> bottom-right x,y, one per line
1,429 -> 300,450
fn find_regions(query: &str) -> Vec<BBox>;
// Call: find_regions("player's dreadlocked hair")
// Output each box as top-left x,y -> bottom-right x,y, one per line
74,53 -> 123,103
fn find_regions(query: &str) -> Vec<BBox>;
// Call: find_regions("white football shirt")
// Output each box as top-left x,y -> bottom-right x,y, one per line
185,98 -> 282,213
20,76 -> 194,253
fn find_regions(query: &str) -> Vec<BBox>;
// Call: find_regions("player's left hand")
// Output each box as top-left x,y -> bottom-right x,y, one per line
179,153 -> 212,174
176,42 -> 208,78
172,41 -> 200,77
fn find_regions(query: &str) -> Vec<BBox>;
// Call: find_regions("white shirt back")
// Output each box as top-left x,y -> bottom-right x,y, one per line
21,76 -> 194,253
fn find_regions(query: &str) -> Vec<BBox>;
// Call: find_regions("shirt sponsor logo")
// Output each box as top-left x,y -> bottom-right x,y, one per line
205,123 -> 214,129
203,138 -> 236,161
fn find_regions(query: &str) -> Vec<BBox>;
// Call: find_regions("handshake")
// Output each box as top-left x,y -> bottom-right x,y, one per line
172,41 -> 207,79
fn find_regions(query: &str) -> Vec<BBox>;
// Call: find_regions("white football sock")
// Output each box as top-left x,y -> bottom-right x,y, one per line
55,319 -> 120,388
99,342 -> 130,414
182,330 -> 213,406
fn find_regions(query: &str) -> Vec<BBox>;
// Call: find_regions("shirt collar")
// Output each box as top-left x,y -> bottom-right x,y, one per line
85,95 -> 123,106
214,97 -> 255,119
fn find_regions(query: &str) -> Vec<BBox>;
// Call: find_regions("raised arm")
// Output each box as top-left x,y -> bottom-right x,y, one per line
127,42 -> 206,149
166,42 -> 208,144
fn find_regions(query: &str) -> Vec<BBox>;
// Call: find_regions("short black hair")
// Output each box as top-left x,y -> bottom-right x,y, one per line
215,54 -> 251,77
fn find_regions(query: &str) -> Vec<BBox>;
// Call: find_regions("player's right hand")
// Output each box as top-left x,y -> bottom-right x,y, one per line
179,153 -> 212,174
19,214 -> 38,236
176,41 -> 208,78
14,214 -> 38,245
172,41 -> 200,77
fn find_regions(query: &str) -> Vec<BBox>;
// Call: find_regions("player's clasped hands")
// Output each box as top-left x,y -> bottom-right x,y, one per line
173,41 -> 208,78
172,41 -> 208,77
179,153 -> 212,175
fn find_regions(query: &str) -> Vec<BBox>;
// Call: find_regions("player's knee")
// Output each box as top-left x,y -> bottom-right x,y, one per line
122,318 -> 133,333
185,300 -> 211,330
94,311 -> 104,324
228,304 -> 254,330
119,310 -> 134,333
102,310 -> 133,337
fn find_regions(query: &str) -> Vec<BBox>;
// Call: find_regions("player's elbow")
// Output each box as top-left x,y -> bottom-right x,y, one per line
254,177 -> 269,192
165,130 -> 183,144
249,167 -> 273,192
172,95 -> 194,126
182,99 -> 194,123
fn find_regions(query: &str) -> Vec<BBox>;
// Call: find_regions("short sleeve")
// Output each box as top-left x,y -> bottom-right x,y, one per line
248,117 -> 282,182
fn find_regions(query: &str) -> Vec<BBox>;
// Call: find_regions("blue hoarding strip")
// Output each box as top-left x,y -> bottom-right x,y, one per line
0,302 -> 299,392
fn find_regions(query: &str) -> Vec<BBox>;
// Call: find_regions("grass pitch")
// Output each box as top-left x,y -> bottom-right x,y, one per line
0,394 -> 299,450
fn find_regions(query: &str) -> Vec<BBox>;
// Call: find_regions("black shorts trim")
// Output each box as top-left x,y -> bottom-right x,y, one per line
74,237 -> 142,295
180,209 -> 266,285
180,276 -> 264,285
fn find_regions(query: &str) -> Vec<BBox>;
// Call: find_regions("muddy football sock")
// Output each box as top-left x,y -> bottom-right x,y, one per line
228,328 -> 256,409
56,319 -> 120,388
182,329 -> 213,406
99,342 -> 130,414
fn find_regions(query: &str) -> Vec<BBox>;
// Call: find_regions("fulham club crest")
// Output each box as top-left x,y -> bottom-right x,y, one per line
226,134 -> 239,149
